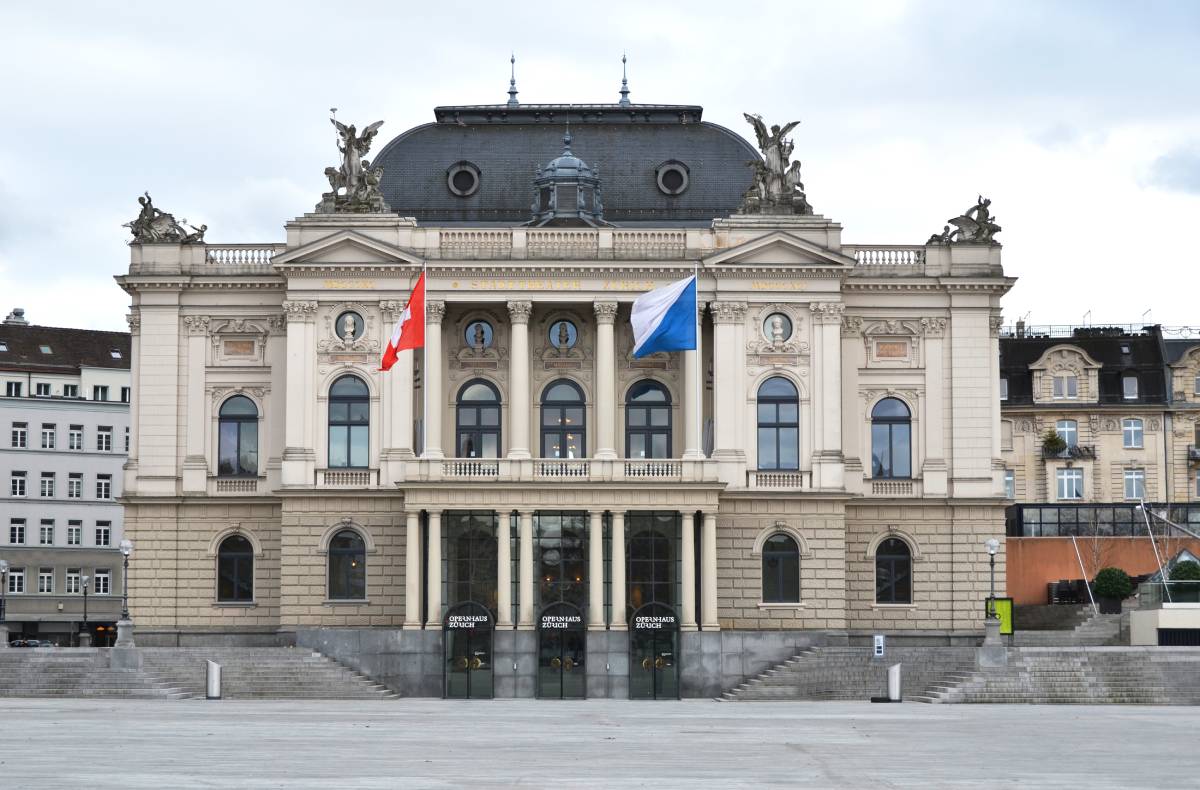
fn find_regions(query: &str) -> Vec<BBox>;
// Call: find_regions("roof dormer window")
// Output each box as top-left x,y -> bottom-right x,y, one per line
39,344 -> 52,354
0,341 -> 7,352
1052,374 -> 1078,399
1122,374 -> 1139,400
110,349 -> 122,359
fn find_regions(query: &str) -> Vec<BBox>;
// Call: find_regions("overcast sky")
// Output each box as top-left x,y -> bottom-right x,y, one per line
1,1 -> 1198,332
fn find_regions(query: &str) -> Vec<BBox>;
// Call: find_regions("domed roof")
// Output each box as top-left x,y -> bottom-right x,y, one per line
541,130 -> 594,177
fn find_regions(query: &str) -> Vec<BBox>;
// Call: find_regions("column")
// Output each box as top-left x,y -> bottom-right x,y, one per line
422,300 -> 446,459
709,302 -> 747,481
593,302 -> 619,460
381,299 -> 415,459
609,511 -> 626,630
123,310 -> 140,493
921,317 -> 948,496
181,315 -> 209,493
282,300 -> 317,486
809,302 -> 845,489
701,512 -> 720,629
588,511 -> 605,629
518,510 -> 534,628
507,301 -> 532,459
682,306 -> 704,459
680,513 -> 697,630
403,510 -> 422,629
426,511 -> 442,625
497,511 -> 513,628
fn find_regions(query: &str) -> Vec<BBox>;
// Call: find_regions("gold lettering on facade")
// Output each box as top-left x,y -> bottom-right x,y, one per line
469,279 -> 583,291
323,279 -> 377,290
751,281 -> 806,291
875,341 -> 909,359
602,280 -> 655,291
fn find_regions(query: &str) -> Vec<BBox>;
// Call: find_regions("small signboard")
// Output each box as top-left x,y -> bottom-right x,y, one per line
540,612 -> 582,630
985,597 -> 1014,636
873,634 -> 885,657
633,614 -> 677,631
445,612 -> 491,630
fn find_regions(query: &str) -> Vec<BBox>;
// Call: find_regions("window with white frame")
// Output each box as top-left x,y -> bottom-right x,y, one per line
1124,469 -> 1146,500
1122,374 -> 1139,400
63,384 -> 78,398
66,568 -> 81,594
97,427 -> 112,452
10,519 -> 26,544
1056,419 -> 1078,448
11,421 -> 27,448
1004,470 -> 1015,499
6,381 -> 22,397
10,471 -> 26,497
1056,468 -> 1084,500
41,423 -> 55,449
40,472 -> 54,498
1123,418 -> 1144,449
67,473 -> 81,499
38,568 -> 53,594
68,425 -> 82,450
39,520 -> 54,545
1052,375 -> 1079,399
96,474 -> 111,499
95,523 -> 111,547
35,382 -> 51,397
7,569 -> 25,594
94,570 -> 111,595
67,521 -> 81,546
93,385 -> 109,401
999,377 -> 1009,401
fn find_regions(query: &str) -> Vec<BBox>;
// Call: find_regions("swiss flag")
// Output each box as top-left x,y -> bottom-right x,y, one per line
380,272 -> 425,371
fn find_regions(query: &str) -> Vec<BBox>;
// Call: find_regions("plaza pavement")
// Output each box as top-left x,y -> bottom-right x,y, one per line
0,698 -> 1192,789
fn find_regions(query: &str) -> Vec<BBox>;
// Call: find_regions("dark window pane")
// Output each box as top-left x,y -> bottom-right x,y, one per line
758,429 -> 777,469
650,434 -> 668,459
629,409 -> 647,427
217,422 -> 239,476
893,426 -> 911,477
349,402 -> 370,423
649,407 -> 669,427
329,403 -> 348,422
349,426 -> 368,467
778,403 -> 798,423
629,435 -> 646,458
459,409 -> 477,427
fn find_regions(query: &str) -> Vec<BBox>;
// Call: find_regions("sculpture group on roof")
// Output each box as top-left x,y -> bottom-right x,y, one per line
737,113 -> 814,216
928,196 -> 1003,244
316,113 -> 391,214
123,192 -> 206,244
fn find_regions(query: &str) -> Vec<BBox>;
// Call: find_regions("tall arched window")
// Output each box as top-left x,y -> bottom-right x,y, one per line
456,380 -> 501,458
216,534 -> 254,602
626,380 -> 671,459
875,537 -> 912,604
757,377 -> 799,470
328,375 -> 369,468
328,529 -> 366,600
541,380 -> 586,459
761,533 -> 800,603
217,395 -> 258,477
871,398 -> 911,479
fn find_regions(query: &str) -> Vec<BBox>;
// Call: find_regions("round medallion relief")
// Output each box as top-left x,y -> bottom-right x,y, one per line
763,313 -> 793,344
335,311 -> 365,341
465,320 -> 494,349
549,320 -> 578,349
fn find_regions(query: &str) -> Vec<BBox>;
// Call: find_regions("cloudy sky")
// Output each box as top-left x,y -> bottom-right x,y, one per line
1,1 -> 1198,332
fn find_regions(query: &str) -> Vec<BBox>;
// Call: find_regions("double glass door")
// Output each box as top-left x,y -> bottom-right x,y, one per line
444,602 -> 494,699
629,603 -> 680,700
538,603 -> 586,699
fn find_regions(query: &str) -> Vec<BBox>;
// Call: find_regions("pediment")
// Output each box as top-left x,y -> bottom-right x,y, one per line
702,231 -> 855,268
271,230 -> 425,268
1029,344 -> 1103,372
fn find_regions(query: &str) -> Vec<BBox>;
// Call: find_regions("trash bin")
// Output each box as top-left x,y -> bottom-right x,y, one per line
887,663 -> 902,702
206,659 -> 222,700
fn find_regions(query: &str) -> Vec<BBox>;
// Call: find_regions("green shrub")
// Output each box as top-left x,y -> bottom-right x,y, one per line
1093,567 -> 1133,599
1041,429 -> 1066,455
1169,560 -> 1200,582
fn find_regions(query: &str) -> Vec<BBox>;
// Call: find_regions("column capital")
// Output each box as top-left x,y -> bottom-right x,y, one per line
281,300 -> 318,323
709,301 -> 748,325
989,312 -> 1004,337
809,302 -> 845,324
593,301 -> 619,324
379,299 -> 405,322
506,300 -> 533,325
920,316 -> 948,338
182,315 -> 210,335
426,299 -> 446,324
126,309 -> 141,334
841,314 -> 864,337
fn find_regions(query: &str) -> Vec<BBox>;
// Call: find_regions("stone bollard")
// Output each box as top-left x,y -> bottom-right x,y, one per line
976,618 -> 1008,670
0,623 -> 9,649
78,631 -> 92,648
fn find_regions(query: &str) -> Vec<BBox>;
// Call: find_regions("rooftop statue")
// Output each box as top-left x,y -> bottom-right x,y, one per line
316,113 -> 391,213
930,196 -> 1002,244
737,113 -> 813,216
123,192 -> 205,244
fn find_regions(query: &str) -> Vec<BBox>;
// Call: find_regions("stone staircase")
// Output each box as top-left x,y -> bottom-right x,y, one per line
0,649 -> 187,699
721,647 -> 977,702
1011,609 -> 1127,647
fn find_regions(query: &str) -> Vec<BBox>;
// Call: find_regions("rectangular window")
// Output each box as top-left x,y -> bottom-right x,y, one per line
94,570 -> 111,595
1052,375 -> 1078,399
1056,468 -> 1084,500
999,378 -> 1008,401
40,472 -> 55,497
97,427 -> 112,451
39,520 -> 54,545
1123,375 -> 1139,400
63,384 -> 78,398
35,382 -> 51,397
93,385 -> 109,401
38,568 -> 53,594
120,386 -> 130,403
96,475 -> 112,499
6,381 -> 22,397
1195,374 -> 1200,395
68,425 -> 83,450
10,471 -> 26,497
8,569 -> 24,594
67,521 -> 81,546
1124,469 -> 1146,500
11,421 -> 27,448
66,569 -> 81,594
41,423 -> 55,449
10,519 -> 25,545
1004,470 -> 1015,499
95,523 -> 111,547
68,473 -> 82,498
1056,420 -> 1078,448
1123,418 -> 1144,449
125,427 -> 130,452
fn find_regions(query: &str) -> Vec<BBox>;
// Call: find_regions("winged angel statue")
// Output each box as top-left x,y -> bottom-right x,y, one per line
123,192 -> 205,244
927,196 -> 1002,244
316,116 -> 391,213
738,113 -> 813,215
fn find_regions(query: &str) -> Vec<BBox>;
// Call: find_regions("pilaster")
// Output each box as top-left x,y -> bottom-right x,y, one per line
422,299 -> 446,459
593,302 -> 619,460
281,300 -> 317,486
809,302 -> 845,489
181,315 -> 210,494
507,300 -> 532,460
709,301 -> 747,484
588,511 -> 605,629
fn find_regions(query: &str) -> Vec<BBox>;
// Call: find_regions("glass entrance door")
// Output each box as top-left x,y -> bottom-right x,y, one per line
444,602 -> 494,699
629,603 -> 680,699
538,603 -> 586,699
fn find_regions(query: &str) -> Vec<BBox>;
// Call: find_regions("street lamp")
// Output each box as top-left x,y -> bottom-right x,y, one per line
80,574 -> 91,647
985,538 -> 1000,619
115,539 -> 135,648
0,559 -> 9,649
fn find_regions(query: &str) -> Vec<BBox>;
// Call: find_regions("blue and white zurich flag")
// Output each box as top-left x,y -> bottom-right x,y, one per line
631,275 -> 697,358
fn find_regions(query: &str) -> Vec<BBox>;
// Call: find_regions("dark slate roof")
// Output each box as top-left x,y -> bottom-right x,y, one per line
0,322 -> 131,374
1165,338 -> 1200,364
373,103 -> 758,225
999,326 -> 1167,405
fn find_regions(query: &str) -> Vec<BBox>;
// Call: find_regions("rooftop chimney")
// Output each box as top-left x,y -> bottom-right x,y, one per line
1015,319 -> 1025,338
4,308 -> 28,325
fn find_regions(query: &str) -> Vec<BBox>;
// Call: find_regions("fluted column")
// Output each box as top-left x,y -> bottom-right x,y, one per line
507,301 -> 532,459
709,302 -> 747,483
682,306 -> 704,459
680,513 -> 697,630
518,510 -> 534,628
594,302 -> 619,460
497,511 -> 513,627
809,302 -> 845,489
588,511 -> 605,629
181,315 -> 209,494
426,510 -> 442,625
422,300 -> 445,459
403,510 -> 422,629
701,512 -> 719,629
609,511 -> 626,630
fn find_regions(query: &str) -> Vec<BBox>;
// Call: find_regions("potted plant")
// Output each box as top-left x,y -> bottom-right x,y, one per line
1169,560 -> 1200,603
1092,567 -> 1133,614
1041,429 -> 1067,458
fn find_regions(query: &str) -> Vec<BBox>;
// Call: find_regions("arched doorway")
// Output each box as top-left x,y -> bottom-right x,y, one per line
629,602 -> 680,700
443,601 -> 494,699
537,601 -> 586,699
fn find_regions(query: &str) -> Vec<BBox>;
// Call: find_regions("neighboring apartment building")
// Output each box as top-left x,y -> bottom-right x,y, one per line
0,309 -> 130,645
1000,324 -> 1200,604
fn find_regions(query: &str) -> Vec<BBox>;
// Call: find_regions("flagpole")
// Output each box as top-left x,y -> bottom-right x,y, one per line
422,261 -> 428,457
695,262 -> 702,458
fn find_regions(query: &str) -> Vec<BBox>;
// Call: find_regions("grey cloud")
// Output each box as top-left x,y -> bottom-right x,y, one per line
1147,147 -> 1200,194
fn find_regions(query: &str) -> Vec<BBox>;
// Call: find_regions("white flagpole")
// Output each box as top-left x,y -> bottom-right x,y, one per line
422,261 -> 428,457
695,261 -> 702,458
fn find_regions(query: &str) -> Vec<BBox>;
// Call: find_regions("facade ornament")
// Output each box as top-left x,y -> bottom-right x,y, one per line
182,315 -> 211,335
929,196 -> 1002,244
378,300 -> 404,322
267,314 -> 286,334
125,310 -> 141,332
124,192 -> 206,244
506,300 -> 533,325
593,302 -> 619,325
281,300 -> 318,322
316,115 -> 391,214
841,315 -> 864,338
708,301 -> 748,325
1148,418 -> 1162,432
426,300 -> 446,324
318,305 -> 377,354
808,302 -> 845,324
919,317 -> 947,338
989,313 -> 1004,337
736,113 -> 813,216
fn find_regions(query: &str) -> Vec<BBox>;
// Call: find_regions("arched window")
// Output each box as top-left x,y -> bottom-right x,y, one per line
328,375 -> 369,468
541,380 -> 585,459
871,398 -> 911,479
216,534 -> 254,602
761,534 -> 800,603
328,530 -> 366,600
757,377 -> 799,470
217,395 -> 258,477
875,537 -> 912,604
456,380 -> 501,459
626,380 -> 671,459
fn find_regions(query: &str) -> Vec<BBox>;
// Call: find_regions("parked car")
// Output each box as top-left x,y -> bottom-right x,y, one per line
11,639 -> 53,647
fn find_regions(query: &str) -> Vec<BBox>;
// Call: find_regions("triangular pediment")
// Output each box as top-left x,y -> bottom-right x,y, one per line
271,230 -> 425,267
702,231 -> 855,268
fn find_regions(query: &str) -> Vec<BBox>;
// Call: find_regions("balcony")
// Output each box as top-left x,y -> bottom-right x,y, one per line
208,477 -> 264,495
431,457 -> 714,484
1042,445 -> 1097,461
746,470 -> 811,490
871,479 -> 916,497
317,468 -> 379,487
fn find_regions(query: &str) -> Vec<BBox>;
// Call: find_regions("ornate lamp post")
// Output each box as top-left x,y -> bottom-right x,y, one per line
0,559 -> 9,649
80,574 -> 91,647
115,539 -> 135,648
985,538 -> 1000,619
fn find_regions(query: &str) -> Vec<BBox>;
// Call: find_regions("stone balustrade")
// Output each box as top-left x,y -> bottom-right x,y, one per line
746,470 -> 810,489
845,245 -> 926,267
871,479 -> 917,496
210,477 -> 261,495
204,245 -> 285,266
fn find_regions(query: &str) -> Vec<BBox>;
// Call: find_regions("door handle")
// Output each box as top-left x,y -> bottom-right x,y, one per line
551,657 -> 562,669
641,657 -> 653,671
455,656 -> 468,670
470,656 -> 483,670
654,656 -> 666,670
563,657 -> 574,671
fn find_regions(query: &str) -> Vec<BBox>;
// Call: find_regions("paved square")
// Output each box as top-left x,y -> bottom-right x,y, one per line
0,699 -> 1193,788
